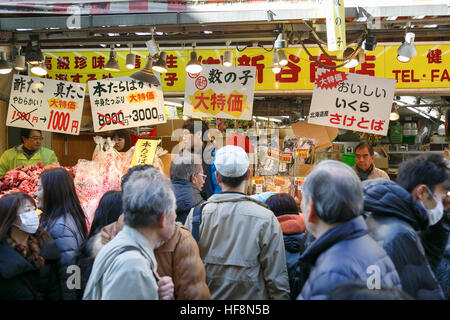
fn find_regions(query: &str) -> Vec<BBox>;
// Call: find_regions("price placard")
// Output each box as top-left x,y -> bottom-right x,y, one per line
131,139 -> 159,166
6,75 -> 86,135
280,152 -> 293,163
252,177 -> 265,185
295,148 -> 309,159
294,177 -> 306,186
88,77 -> 167,132
274,176 -> 287,185
268,148 -> 281,160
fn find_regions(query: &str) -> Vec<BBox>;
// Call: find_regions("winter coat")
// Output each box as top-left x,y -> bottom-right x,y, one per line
0,145 -> 58,177
298,216 -> 402,300
363,179 -> 445,300
171,179 -> 204,224
0,238 -> 62,300
276,213 -> 306,300
420,210 -> 450,272
199,143 -> 221,200
353,165 -> 390,181
184,192 -> 290,300
83,225 -> 159,300
435,238 -> 450,300
43,213 -> 85,300
101,215 -> 210,300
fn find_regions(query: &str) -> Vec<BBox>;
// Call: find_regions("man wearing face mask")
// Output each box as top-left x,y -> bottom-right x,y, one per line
362,153 -> 448,300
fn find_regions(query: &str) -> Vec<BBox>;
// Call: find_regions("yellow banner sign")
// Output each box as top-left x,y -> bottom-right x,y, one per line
42,44 -> 450,91
131,139 -> 158,167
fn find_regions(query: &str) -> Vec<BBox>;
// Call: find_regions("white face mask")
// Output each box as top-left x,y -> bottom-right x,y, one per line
14,210 -> 40,234
420,187 -> 445,226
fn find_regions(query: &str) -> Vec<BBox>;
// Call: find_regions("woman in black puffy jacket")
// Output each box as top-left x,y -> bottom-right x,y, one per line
0,192 -> 61,300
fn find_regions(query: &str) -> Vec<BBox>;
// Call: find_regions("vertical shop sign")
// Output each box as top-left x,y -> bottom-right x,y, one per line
308,68 -> 396,136
326,0 -> 347,51
183,65 -> 256,120
88,77 -> 166,132
6,75 -> 85,135
131,139 -> 158,166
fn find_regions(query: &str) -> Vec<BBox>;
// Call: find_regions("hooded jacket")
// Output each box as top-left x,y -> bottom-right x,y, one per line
101,216 -> 210,300
276,214 -> 306,300
171,179 -> 204,224
363,179 -> 445,300
298,216 -> 402,300
0,145 -> 58,177
184,192 -> 290,300
0,237 -> 61,300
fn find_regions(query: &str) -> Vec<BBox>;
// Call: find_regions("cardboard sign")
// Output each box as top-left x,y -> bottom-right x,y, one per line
184,65 -> 256,120
88,78 -> 166,132
6,75 -> 85,135
131,139 -> 158,166
308,68 -> 396,136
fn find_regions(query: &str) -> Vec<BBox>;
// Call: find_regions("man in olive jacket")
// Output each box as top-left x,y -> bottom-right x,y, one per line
185,145 -> 290,300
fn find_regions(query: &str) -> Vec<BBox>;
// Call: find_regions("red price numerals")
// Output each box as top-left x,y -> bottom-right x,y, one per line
48,110 -> 70,132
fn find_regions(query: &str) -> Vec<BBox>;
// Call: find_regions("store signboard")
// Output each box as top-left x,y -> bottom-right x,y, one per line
6,75 -> 85,135
88,78 -> 166,132
308,68 -> 396,136
183,65 -> 256,120
42,44 -> 449,91
326,0 -> 346,52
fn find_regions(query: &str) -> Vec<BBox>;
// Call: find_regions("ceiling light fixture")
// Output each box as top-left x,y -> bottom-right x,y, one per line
390,103 -> 400,121
223,40 -> 233,67
274,32 -> 288,67
130,56 -> 160,86
343,47 -> 365,69
186,43 -> 202,74
104,44 -> 120,71
397,31 -> 417,63
13,45 -> 26,71
269,51 -> 282,74
25,34 -> 44,65
152,51 -> 168,73
0,52 -> 12,74
126,44 -> 136,69
30,61 -> 47,76
362,31 -> 377,51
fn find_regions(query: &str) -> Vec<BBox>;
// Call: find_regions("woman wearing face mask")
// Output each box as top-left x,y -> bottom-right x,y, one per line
0,192 -> 62,300
35,167 -> 88,300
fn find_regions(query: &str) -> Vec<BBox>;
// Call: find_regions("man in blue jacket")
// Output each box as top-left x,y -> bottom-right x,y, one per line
363,153 -> 448,299
297,160 -> 402,300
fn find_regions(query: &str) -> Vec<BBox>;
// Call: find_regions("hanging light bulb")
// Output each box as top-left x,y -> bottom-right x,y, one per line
152,51 -> 168,73
126,45 -> 136,69
343,48 -> 360,68
30,61 -> 47,76
0,52 -> 12,74
223,40 -> 233,67
276,49 -> 288,67
390,103 -> 400,121
13,45 -> 26,71
25,35 -> 44,65
397,32 -> 417,63
130,56 -> 160,86
104,44 -> 120,71
186,50 -> 202,74
269,50 -> 282,74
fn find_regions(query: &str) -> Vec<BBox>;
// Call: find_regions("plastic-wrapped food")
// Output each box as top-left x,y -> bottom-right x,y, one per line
295,138 -> 316,165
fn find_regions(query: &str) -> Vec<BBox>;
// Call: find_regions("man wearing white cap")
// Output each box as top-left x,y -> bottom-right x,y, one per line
185,145 -> 290,300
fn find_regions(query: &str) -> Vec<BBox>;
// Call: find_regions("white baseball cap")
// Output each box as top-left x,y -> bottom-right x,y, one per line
215,145 -> 249,178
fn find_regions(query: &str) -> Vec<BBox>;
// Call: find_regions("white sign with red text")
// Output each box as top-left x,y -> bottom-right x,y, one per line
308,68 -> 396,136
6,75 -> 86,135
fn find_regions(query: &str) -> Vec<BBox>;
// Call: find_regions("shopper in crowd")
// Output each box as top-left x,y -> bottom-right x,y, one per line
83,167 -> 177,300
0,129 -> 58,177
182,118 -> 221,199
353,142 -> 390,181
297,160 -> 401,300
112,129 -> 132,153
328,281 -> 413,300
363,153 -> 448,299
100,165 -> 210,300
170,153 -> 205,224
74,190 -> 123,299
35,167 -> 88,300
0,192 -> 61,300
265,193 -> 306,300
435,237 -> 450,299
185,145 -> 290,300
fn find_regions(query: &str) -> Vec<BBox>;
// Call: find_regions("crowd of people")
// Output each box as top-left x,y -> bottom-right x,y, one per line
0,119 -> 449,300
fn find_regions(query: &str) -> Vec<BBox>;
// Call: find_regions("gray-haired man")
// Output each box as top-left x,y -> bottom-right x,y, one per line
83,167 -> 176,300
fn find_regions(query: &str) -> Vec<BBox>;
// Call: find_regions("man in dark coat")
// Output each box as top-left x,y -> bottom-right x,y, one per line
297,160 -> 402,300
363,153 -> 448,300
170,153 -> 205,224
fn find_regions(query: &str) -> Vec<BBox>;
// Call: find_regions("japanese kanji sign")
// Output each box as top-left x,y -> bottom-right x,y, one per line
326,0 -> 347,51
131,139 -> 159,167
42,44 -> 449,91
309,68 -> 396,136
6,75 -> 85,135
184,65 -> 256,120
88,77 -> 166,132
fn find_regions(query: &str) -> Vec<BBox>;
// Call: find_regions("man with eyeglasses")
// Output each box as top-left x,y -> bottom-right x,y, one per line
353,142 -> 390,181
0,129 -> 59,177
